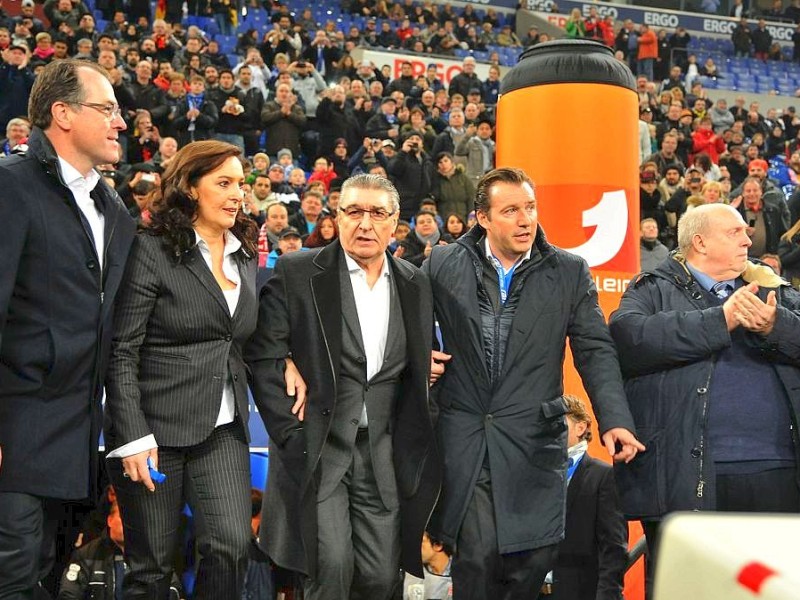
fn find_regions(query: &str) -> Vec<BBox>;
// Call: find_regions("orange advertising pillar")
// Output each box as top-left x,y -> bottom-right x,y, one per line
496,39 -> 644,600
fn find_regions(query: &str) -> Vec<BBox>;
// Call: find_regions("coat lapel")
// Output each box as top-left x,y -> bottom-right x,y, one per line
183,246 -> 231,317
338,253 -> 366,356
310,242 -> 343,384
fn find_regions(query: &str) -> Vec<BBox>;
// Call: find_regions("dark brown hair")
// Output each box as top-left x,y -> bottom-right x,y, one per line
303,214 -> 339,248
474,167 -> 534,216
147,140 -> 258,258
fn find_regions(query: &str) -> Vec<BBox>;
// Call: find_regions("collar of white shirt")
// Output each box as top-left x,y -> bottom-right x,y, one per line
344,250 -> 392,282
194,229 -> 243,258
483,236 -> 532,273
57,157 -> 101,195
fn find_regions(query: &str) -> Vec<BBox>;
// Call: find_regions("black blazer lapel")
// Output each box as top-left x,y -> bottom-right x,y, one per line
566,454 -> 589,514
310,242 -> 343,383
338,253 -> 366,356
232,253 -> 257,322
183,246 -> 231,317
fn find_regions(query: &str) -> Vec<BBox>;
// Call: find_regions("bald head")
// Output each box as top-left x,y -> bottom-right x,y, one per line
679,204 -> 752,280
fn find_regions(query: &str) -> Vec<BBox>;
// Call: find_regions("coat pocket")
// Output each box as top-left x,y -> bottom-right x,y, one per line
614,427 -> 666,519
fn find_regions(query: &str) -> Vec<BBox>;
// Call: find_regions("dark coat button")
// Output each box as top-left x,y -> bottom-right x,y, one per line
224,334 -> 232,341
321,408 -> 331,416
691,448 -> 701,458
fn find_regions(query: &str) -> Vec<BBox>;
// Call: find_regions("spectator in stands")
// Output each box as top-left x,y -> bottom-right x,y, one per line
0,59 -> 135,599
0,43 -> 35,133
787,0 -> 800,23
615,19 -> 635,64
692,116 -> 726,164
173,74 -> 218,146
301,29 -> 340,82
432,151 -> 474,222
432,108 -> 467,162
753,18 -> 773,60
234,48 -> 270,101
640,169 -> 667,232
211,69 -> 248,152
403,532 -> 453,599
303,213 -> 338,248
710,98 -> 734,134
660,65 -> 686,95
640,217 -> 670,271
547,395 -> 628,600
256,201 -> 288,262
235,65 -> 265,157
389,131 -> 433,220
366,96 -> 400,141
732,17 -> 752,57
289,188 -> 324,237
482,64 -> 501,107
444,213 -> 467,240
261,81 -> 306,158
564,8 -> 586,38
127,110 -> 160,163
659,164 -> 684,204
57,491 -> 183,600
668,26 -> 692,71
397,208 -> 453,266
609,202 -> 800,599
129,60 -> 168,127
0,116 -> 29,156
496,24 -> 521,47
646,131 -> 687,177
778,217 -> 800,285
666,165 -> 706,223
455,118 -> 495,183
401,106 -> 437,153
737,175 -> 788,256
448,56 -> 479,99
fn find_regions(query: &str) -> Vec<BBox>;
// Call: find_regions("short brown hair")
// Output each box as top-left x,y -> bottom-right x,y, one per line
563,394 -> 593,442
28,59 -> 111,130
474,167 -> 534,216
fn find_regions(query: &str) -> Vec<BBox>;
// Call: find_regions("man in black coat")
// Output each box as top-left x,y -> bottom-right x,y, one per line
423,168 -> 641,600
247,174 -> 441,600
0,59 -> 136,597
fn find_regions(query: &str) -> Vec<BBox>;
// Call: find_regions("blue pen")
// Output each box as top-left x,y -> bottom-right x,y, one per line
147,457 -> 167,484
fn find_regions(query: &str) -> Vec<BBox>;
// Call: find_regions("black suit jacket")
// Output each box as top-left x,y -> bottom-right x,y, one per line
104,232 -> 258,451
0,128 -> 136,499
246,241 -> 441,578
551,455 -> 628,600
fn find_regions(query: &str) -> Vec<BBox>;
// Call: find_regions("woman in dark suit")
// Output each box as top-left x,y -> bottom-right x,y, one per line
104,140 -> 259,599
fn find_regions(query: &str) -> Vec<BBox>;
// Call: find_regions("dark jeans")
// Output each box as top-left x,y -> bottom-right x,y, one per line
643,466 -> 800,599
0,493 -> 61,600
452,467 -> 558,600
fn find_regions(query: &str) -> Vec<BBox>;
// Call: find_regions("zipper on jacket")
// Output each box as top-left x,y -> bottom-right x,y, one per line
696,363 -> 715,501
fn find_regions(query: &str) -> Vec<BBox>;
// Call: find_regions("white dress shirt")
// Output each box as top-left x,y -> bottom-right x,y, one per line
58,158 -> 104,268
344,252 -> 392,427
108,231 -> 242,458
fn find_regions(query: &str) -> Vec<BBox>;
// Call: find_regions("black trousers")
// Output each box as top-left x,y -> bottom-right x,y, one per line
109,422 -> 252,600
0,493 -> 60,600
452,467 -> 558,600
643,466 -> 800,599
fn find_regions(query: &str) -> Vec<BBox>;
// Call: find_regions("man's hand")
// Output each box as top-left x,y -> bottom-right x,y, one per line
393,245 -> 405,258
602,428 -> 645,463
730,283 -> 777,335
121,448 -> 159,492
284,357 -> 307,421
430,350 -> 451,386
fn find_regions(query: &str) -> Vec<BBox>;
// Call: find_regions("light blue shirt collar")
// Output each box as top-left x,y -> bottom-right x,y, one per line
685,261 -> 736,293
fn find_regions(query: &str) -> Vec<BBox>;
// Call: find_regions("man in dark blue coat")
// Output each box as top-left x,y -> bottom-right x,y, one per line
610,203 -> 800,598
0,59 -> 135,597
423,167 -> 642,600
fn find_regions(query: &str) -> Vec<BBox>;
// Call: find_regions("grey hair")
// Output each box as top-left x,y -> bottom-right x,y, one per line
341,173 -> 401,214
6,118 -> 30,136
677,204 -> 739,255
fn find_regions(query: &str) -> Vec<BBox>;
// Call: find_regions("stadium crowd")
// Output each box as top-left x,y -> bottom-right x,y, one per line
3,0 -> 800,599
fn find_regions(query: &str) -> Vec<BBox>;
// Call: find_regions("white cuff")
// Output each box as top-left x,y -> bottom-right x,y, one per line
106,435 -> 158,458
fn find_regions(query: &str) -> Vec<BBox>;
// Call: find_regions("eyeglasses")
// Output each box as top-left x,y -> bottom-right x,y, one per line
339,205 -> 395,222
76,102 -> 122,120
